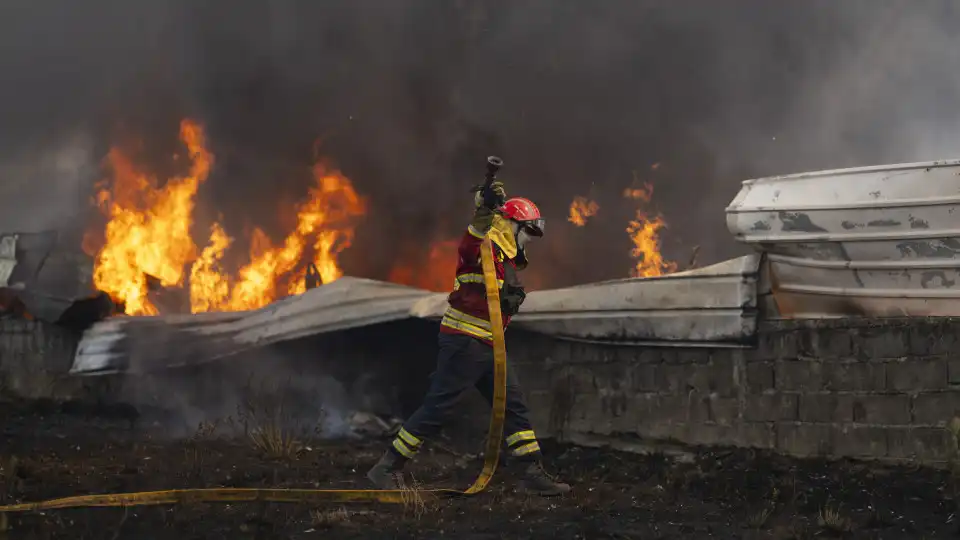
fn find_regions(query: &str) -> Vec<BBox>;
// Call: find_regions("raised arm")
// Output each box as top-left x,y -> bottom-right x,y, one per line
468,180 -> 507,237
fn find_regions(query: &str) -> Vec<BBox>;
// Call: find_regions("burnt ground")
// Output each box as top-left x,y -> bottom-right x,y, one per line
0,400 -> 957,540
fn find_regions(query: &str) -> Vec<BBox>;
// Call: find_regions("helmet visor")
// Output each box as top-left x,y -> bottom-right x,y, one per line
523,218 -> 545,237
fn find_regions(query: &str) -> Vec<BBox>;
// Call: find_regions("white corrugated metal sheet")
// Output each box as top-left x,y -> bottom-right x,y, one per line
70,318 -> 128,374
0,234 -> 16,286
230,277 -> 434,346
414,255 -> 760,344
70,277 -> 436,375
0,230 -> 100,322
70,311 -> 247,374
726,159 -> 960,317
71,257 -> 762,375
510,255 -> 759,344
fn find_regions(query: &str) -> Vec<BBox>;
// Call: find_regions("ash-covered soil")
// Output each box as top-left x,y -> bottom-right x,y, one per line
0,400 -> 956,539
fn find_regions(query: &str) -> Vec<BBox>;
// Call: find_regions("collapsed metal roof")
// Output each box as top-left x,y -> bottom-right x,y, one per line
50,157 -> 960,376
71,278 -> 438,375
71,255 -> 761,375
0,235 -> 15,286
412,254 -> 760,345
0,231 -> 109,325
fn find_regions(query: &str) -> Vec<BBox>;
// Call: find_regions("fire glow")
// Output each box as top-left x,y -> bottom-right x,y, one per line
388,239 -> 460,293
89,119 -> 366,316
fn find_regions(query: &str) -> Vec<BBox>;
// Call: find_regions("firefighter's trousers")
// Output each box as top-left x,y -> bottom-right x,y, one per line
389,332 -> 543,462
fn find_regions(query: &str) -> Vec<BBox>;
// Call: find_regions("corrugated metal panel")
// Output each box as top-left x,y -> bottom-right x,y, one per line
71,257 -> 762,375
726,159 -> 960,317
230,277 -> 434,346
70,311 -> 247,375
409,292 -> 455,319
0,230 -> 100,322
7,231 -> 58,284
413,257 -> 759,345
70,318 -> 127,374
509,255 -> 759,344
0,234 -> 16,286
71,277 -> 436,375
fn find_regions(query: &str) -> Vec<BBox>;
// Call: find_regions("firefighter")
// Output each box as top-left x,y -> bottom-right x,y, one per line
365,179 -> 571,496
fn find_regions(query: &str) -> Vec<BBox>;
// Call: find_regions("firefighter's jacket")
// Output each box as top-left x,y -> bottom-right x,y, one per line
439,207 -> 526,345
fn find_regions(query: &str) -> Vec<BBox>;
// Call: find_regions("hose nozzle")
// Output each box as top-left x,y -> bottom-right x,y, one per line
486,156 -> 503,178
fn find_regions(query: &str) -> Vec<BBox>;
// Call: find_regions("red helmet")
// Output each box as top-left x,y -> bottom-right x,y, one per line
501,197 -> 544,237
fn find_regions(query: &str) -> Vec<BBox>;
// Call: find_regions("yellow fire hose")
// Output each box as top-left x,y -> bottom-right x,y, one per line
0,237 -> 508,513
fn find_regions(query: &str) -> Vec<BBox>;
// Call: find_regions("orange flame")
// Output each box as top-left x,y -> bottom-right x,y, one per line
388,240 -> 459,292
624,182 -> 677,278
567,196 -> 599,227
623,182 -> 653,203
91,119 -> 366,315
220,166 -> 366,311
92,119 -> 212,315
189,222 -> 233,313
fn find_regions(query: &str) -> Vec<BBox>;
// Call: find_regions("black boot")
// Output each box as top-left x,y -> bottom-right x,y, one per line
366,450 -> 408,489
517,460 -> 571,496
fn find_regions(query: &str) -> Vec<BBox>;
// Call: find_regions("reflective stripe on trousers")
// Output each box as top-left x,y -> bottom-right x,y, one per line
394,333 -> 538,461
506,430 -> 541,458
390,428 -> 423,459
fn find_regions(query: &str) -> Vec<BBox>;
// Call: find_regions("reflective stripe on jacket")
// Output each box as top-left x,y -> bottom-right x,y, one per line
440,227 -> 516,344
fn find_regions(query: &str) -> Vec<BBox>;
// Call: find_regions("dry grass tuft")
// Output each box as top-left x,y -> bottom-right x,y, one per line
948,417 -> 960,480
747,506 -> 773,530
311,507 -> 350,527
236,384 -> 304,460
184,447 -> 204,482
817,505 -> 852,533
0,455 -> 18,532
247,420 -> 303,460
0,456 -> 21,504
746,486 -> 778,530
191,419 -> 220,441
396,474 -> 433,519
946,417 -> 960,520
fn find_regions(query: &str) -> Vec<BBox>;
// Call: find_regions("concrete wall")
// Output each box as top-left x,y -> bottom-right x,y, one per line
0,317 -> 83,399
4,313 -> 960,464
509,318 -> 960,464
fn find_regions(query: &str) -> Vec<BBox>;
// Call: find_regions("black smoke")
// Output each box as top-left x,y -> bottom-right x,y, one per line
0,0 -> 957,288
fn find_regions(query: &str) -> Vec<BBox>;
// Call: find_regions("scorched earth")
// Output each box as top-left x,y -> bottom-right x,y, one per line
0,400 -> 955,539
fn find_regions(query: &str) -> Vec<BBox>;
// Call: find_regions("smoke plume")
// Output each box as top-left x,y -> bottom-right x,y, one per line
0,0 -> 957,287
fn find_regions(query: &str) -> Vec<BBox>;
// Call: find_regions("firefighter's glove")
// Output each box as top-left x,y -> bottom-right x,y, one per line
500,286 -> 526,318
472,181 -> 507,209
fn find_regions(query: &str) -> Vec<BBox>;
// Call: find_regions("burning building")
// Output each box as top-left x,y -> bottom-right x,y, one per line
9,142 -> 960,467
1,118 -> 686,421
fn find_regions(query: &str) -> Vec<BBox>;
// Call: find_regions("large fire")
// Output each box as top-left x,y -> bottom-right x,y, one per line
88,120 -> 679,312
194,165 -> 366,312
92,120 -> 212,315
90,119 -> 366,316
568,196 -> 599,226
624,182 -> 677,278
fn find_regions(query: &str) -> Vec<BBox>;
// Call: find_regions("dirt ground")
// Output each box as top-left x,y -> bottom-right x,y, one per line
0,400 -> 957,540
